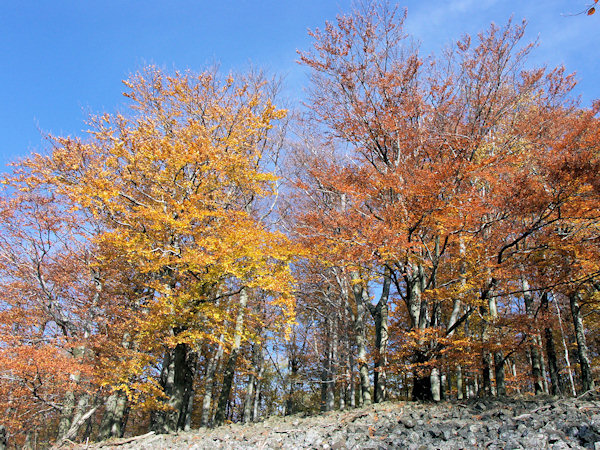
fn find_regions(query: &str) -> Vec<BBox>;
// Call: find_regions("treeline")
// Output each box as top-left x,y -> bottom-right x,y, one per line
1,2 -> 599,447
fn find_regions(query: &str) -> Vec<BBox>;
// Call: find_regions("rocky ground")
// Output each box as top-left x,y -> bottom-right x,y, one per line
75,394 -> 600,449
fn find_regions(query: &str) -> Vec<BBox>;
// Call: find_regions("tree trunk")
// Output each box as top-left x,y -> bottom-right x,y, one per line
0,425 -> 6,450
348,351 -> 356,408
555,296 -> 577,396
430,368 -> 441,402
456,365 -> 464,400
285,355 -> 300,415
99,390 -> 128,440
58,391 -> 76,439
370,268 -> 390,403
151,342 -> 198,433
214,288 -> 248,426
243,342 -> 262,423
540,291 -> 561,395
493,352 -> 506,396
412,349 -> 433,401
481,352 -> 493,397
570,292 -> 595,393
488,292 -> 505,396
522,279 -> 546,395
351,271 -> 371,406
545,326 -> 562,396
252,360 -> 264,422
200,337 -> 224,427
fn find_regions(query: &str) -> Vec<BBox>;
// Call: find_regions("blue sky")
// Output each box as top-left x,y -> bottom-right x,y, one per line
1,1 -> 598,169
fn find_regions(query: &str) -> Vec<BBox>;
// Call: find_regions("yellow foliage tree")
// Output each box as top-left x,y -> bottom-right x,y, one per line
23,67 -> 296,433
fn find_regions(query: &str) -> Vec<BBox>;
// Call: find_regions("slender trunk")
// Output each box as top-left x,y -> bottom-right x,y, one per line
243,343 -> 262,423
372,302 -> 389,403
200,338 -> 224,427
488,292 -> 505,396
456,365 -> 464,400
545,326 -> 562,396
338,304 -> 347,411
538,292 -> 562,396
569,292 -> 595,393
252,360 -> 264,422
348,351 -> 356,409
320,318 -> 334,412
530,342 -> 544,395
479,276 -> 499,397
285,355 -> 299,415
328,316 -> 337,411
522,279 -> 546,395
555,297 -> 577,396
481,352 -> 493,397
100,333 -> 132,438
370,269 -> 390,403
493,352 -> 506,397
539,335 -> 549,394
409,266 -> 433,401
339,378 -> 346,411
351,271 -> 371,406
214,289 -> 248,426
430,368 -> 441,402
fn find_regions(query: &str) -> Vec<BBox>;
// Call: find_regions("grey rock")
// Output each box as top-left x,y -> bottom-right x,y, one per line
400,418 -> 416,428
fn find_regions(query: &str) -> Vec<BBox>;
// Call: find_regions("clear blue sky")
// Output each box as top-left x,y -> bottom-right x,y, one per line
1,1 -> 598,169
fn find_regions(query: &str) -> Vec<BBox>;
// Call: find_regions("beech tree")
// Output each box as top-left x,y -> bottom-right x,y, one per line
0,68 -> 296,443
296,0 -> 599,401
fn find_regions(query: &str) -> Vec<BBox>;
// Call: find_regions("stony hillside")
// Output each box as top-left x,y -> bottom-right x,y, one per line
74,394 -> 600,449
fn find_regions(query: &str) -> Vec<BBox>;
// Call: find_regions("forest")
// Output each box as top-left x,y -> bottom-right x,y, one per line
0,2 -> 599,447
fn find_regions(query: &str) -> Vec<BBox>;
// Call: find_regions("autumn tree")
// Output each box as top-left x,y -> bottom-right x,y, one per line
12,67 -> 296,436
296,0 -> 599,401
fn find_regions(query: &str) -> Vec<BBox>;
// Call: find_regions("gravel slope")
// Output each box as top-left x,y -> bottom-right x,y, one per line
75,394 -> 600,449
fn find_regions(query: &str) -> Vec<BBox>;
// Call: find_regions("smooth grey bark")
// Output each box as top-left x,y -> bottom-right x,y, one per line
523,281 -> 545,395
200,336 -> 224,427
488,289 -> 506,397
506,358 -> 520,395
348,351 -> 356,409
252,360 -> 264,421
404,264 -> 434,401
350,271 -> 372,406
569,292 -> 595,393
326,316 -> 338,411
243,342 -> 262,423
214,288 -> 248,426
320,316 -> 335,412
456,365 -> 464,400
368,268 -> 390,403
555,296 -> 577,396
541,291 -> 561,396
479,278 -> 498,397
430,368 -> 441,402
